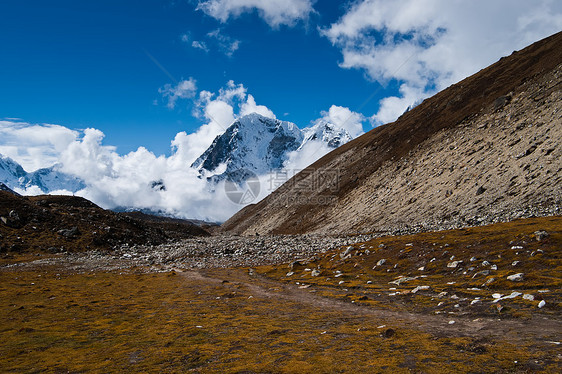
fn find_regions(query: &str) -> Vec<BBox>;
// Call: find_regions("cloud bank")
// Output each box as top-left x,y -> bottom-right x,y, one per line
322,0 -> 562,125
2,83 -> 358,222
196,0 -> 315,27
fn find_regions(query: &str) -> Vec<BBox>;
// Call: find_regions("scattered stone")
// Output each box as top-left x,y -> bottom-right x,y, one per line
492,293 -> 503,299
411,285 -> 430,294
376,259 -> 386,266
490,264 -> 497,270
472,270 -> 490,278
534,230 -> 549,241
482,261 -> 490,266
511,261 -> 520,266
311,269 -> 320,277
481,278 -> 495,287
286,272 -> 294,277
383,328 -> 395,338
507,273 -> 524,282
511,245 -> 523,250
538,300 -> 546,308
493,292 -> 522,302
447,260 -> 462,268
389,276 -> 417,285
58,226 -> 81,238
448,320 -> 456,325
523,294 -> 534,301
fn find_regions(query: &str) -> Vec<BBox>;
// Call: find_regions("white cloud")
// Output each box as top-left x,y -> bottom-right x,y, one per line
240,95 -> 276,119
207,29 -> 240,57
317,105 -> 364,138
322,0 -> 562,125
0,120 -> 78,171
158,78 -> 198,109
197,0 -> 315,27
192,40 -> 209,52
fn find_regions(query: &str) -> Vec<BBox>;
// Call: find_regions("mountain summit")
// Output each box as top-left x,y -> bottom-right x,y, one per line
191,112 -> 353,181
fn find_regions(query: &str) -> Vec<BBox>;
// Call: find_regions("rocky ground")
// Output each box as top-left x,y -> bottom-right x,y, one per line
1,216 -> 560,372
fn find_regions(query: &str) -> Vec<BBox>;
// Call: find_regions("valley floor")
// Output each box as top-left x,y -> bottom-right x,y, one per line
1,217 -> 560,373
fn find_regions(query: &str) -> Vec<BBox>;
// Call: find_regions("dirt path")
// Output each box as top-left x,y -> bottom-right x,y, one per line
180,268 -> 562,344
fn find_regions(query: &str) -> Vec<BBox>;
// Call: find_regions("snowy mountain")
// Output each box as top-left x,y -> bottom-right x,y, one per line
192,113 -> 353,181
301,120 -> 352,149
0,154 -> 85,193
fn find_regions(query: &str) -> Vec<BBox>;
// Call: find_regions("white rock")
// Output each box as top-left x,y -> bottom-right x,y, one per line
471,299 -> 481,305
482,260 -> 490,266
376,259 -> 386,266
286,271 -> 294,277
418,266 -> 425,271
447,261 -> 461,268
311,269 -> 320,277
411,285 -> 430,294
448,320 -> 455,325
366,280 -> 372,284
470,257 -> 477,262
494,291 -> 522,302
538,300 -> 546,308
511,261 -> 520,266
507,273 -> 524,282
523,294 -> 534,301
492,293 -> 503,299
338,280 -> 345,285
490,265 -> 497,270
511,245 -> 523,250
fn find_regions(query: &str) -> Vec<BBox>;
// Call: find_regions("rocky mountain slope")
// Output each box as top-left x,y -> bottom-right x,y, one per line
223,31 -> 562,235
0,191 -> 209,253
192,113 -> 352,181
0,154 -> 85,193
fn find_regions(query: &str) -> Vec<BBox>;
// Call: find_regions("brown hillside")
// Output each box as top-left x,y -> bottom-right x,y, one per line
223,31 -> 562,235
0,192 -> 209,253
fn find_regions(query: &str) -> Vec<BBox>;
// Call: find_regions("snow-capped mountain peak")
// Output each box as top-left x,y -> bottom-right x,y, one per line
191,112 -> 353,181
301,120 -> 352,150
191,113 -> 304,179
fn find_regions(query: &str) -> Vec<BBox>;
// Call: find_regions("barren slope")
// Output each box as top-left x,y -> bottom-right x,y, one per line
223,32 -> 562,235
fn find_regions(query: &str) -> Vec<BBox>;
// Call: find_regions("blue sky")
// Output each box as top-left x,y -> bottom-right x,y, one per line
0,0 -> 378,156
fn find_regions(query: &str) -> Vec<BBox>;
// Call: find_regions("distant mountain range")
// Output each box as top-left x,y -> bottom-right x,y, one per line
0,154 -> 85,194
1,112 -> 354,202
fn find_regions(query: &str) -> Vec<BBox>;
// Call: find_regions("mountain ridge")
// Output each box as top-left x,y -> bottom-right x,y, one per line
222,31 -> 562,235
0,154 -> 85,194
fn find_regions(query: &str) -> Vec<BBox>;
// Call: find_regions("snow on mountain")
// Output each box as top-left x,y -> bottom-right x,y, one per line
191,113 -> 304,178
300,120 -> 352,150
0,154 -> 85,193
0,154 -> 28,188
192,113 -> 353,181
